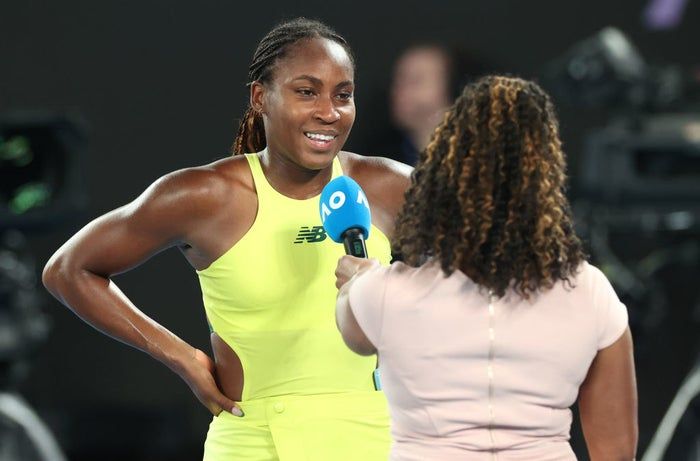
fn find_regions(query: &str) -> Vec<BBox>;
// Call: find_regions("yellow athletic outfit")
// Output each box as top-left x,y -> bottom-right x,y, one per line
196,153 -> 391,460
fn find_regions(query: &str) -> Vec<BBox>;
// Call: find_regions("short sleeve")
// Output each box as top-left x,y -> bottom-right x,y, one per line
347,265 -> 390,348
588,264 -> 629,350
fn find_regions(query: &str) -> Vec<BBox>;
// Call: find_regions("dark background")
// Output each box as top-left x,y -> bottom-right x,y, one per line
2,1 -> 699,459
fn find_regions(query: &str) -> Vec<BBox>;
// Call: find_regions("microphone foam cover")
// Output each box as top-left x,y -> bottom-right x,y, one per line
319,175 -> 371,243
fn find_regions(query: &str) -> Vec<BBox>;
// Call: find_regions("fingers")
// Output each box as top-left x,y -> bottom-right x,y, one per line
220,396 -> 244,417
231,404 -> 244,417
335,258 -> 353,289
365,258 -> 380,269
211,395 -> 244,417
335,255 -> 362,280
335,256 -> 380,289
185,358 -> 244,418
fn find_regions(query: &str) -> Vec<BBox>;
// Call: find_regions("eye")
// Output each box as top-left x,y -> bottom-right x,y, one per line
296,88 -> 315,97
336,92 -> 353,101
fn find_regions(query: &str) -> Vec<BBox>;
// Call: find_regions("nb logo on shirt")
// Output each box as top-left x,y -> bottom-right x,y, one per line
293,226 -> 327,244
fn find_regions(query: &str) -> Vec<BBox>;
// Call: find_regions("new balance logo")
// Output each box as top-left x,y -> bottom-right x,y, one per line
293,226 -> 327,244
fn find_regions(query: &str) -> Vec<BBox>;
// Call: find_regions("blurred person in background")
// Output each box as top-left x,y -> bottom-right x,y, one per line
369,43 -> 488,166
42,17 -> 411,461
335,76 -> 638,460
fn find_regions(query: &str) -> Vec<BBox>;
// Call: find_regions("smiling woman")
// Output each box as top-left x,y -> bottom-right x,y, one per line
41,17 -> 411,461
246,37 -> 356,171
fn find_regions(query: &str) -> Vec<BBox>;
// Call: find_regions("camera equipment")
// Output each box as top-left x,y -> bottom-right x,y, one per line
543,27 -> 687,112
545,27 -> 700,458
1,112 -> 87,231
0,112 -> 85,461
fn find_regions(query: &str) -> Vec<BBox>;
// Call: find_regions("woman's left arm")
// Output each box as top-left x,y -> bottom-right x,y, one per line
578,327 -> 638,460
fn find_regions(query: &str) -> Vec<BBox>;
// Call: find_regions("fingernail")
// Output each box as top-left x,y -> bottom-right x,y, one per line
231,406 -> 244,417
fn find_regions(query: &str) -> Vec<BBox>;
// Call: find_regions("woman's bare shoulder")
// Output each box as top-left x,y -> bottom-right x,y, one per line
337,151 -> 412,237
148,155 -> 254,211
339,151 -> 412,182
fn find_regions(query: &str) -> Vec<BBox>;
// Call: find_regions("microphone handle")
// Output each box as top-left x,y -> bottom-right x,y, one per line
342,228 -> 368,258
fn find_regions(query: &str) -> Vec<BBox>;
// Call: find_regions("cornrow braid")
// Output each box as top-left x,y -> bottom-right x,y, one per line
231,18 -> 354,155
393,75 -> 585,299
233,107 -> 266,157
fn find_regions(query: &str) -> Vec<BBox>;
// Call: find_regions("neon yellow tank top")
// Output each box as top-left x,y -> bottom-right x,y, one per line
196,153 -> 391,401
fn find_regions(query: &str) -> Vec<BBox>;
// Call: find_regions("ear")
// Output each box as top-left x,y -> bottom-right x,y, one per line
250,81 -> 265,114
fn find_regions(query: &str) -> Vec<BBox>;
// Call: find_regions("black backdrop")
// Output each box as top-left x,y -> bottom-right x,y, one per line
2,1 -> 699,459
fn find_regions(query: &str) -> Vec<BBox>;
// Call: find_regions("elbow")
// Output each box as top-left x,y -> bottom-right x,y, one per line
42,251 -> 79,300
42,252 -> 66,297
620,440 -> 638,461
589,438 -> 638,461
616,426 -> 639,460
590,452 -> 637,461
615,448 -> 638,461
342,334 -> 376,356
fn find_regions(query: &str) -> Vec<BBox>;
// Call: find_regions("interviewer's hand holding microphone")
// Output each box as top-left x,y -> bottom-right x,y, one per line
335,257 -> 379,289
319,176 -> 380,290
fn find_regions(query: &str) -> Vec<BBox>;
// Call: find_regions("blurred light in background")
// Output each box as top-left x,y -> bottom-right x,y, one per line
644,0 -> 689,30
0,113 -> 87,232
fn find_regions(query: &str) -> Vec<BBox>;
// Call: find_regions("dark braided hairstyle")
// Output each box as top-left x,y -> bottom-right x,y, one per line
393,75 -> 585,299
231,18 -> 354,155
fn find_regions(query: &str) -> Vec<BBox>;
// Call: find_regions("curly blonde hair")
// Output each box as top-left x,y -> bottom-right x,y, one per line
392,75 -> 585,298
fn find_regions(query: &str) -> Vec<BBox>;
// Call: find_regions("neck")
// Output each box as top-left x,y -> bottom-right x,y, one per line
258,148 -> 335,200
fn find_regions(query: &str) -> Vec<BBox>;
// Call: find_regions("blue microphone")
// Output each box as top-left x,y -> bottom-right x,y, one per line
319,176 -> 371,258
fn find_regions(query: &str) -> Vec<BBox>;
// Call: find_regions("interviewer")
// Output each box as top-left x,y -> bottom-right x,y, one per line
335,76 -> 637,461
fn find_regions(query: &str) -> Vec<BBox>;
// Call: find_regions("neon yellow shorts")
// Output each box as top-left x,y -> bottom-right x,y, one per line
202,390 -> 391,461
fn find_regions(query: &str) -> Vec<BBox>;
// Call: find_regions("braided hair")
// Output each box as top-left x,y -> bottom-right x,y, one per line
392,76 -> 585,299
231,18 -> 354,155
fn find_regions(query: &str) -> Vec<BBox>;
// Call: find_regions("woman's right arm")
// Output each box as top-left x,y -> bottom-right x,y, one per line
578,327 -> 638,460
42,168 -> 242,416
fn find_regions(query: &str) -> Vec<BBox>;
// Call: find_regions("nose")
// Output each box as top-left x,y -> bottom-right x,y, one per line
314,96 -> 341,123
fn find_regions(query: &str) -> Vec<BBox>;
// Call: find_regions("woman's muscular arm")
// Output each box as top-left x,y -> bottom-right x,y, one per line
42,166 -> 243,416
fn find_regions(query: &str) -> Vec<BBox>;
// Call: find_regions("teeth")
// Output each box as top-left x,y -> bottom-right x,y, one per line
305,132 -> 335,142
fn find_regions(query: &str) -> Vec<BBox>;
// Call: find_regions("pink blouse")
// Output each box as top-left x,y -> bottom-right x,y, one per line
348,261 -> 628,460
